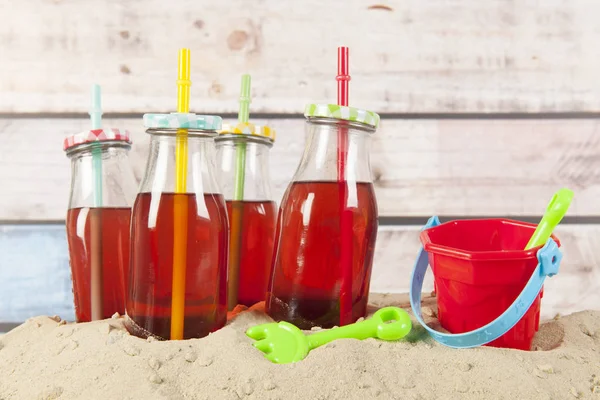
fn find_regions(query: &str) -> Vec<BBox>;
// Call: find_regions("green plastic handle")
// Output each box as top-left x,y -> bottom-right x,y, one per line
306,307 -> 412,350
525,188 -> 573,250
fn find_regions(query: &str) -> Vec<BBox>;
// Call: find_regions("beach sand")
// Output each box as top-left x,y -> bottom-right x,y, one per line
0,293 -> 598,400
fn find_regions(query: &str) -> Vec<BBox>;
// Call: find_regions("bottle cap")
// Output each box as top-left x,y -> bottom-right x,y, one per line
218,122 -> 276,142
63,128 -> 131,151
143,112 -> 222,131
304,103 -> 380,129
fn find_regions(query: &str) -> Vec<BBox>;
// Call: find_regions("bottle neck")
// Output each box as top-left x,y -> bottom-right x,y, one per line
67,142 -> 137,209
215,135 -> 273,202
293,118 -> 374,184
138,129 -> 221,195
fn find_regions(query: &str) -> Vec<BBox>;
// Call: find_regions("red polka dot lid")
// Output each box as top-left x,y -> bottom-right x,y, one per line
63,128 -> 132,151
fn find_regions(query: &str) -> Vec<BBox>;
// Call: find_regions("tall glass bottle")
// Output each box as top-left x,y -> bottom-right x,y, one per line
126,113 -> 229,340
215,122 -> 277,309
266,104 -> 380,329
64,129 -> 137,322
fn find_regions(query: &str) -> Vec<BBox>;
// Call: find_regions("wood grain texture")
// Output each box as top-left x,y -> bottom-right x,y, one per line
1,117 -> 599,221
1,224 -> 597,323
1,0 -> 600,113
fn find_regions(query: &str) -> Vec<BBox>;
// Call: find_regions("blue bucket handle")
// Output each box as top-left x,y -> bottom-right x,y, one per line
409,216 -> 563,349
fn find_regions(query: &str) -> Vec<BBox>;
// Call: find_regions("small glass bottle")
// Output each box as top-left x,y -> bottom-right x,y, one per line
126,113 -> 228,340
64,128 -> 137,322
215,122 -> 277,309
266,104 -> 380,329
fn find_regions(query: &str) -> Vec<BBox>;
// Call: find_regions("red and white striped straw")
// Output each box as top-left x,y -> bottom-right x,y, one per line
337,46 -> 353,326
337,46 -> 350,106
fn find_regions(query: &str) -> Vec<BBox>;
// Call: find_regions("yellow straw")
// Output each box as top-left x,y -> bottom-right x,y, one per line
171,48 -> 191,340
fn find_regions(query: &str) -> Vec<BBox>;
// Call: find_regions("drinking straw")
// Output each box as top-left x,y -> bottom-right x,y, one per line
227,74 -> 251,309
337,46 -> 353,325
171,48 -> 191,340
89,84 -> 104,320
524,188 -> 573,250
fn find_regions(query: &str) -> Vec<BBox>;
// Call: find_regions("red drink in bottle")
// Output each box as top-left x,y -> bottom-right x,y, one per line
266,104 -> 381,329
63,129 -> 137,322
216,119 -> 277,309
128,193 -> 228,339
66,207 -> 131,321
126,113 -> 228,340
225,200 -> 277,306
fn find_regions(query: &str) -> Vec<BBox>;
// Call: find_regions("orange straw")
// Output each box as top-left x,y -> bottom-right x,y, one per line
170,48 -> 191,340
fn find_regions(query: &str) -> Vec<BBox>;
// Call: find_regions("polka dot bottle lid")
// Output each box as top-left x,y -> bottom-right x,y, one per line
218,122 -> 276,142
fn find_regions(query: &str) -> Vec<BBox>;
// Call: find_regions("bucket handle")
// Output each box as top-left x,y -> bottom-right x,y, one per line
409,216 -> 563,349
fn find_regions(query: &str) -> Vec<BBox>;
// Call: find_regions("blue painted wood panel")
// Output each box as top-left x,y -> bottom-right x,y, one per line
0,225 -> 75,323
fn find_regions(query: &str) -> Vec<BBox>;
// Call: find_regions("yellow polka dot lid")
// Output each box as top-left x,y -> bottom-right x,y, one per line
218,121 -> 276,142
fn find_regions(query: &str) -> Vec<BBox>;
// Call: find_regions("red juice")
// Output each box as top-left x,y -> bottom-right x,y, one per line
127,192 -> 228,340
66,207 -> 131,322
226,200 -> 277,307
266,181 -> 378,329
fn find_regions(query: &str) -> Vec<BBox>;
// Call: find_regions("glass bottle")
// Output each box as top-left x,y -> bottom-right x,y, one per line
63,128 -> 137,322
215,123 -> 277,309
126,113 -> 229,340
266,104 -> 380,329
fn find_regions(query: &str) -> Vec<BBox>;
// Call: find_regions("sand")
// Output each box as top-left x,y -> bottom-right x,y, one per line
0,293 -> 598,400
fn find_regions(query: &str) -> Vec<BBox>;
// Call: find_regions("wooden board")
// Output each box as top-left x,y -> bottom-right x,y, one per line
1,117 -> 600,221
1,223 -> 598,325
2,1 -> 600,113
0,225 -> 75,323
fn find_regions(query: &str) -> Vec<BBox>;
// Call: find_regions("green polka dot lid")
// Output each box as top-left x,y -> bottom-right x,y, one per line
303,104 -> 380,128
143,112 -> 223,131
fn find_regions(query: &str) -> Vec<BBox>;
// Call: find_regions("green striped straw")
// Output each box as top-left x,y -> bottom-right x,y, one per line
226,75 -> 251,309
235,74 -> 251,199
90,84 -> 103,207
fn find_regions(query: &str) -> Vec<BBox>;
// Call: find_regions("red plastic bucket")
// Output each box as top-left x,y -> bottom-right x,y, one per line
420,218 -> 561,350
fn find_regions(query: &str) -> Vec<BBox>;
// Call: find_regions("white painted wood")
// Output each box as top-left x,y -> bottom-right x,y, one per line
1,1 -> 600,113
1,118 -> 599,221
1,224 -> 597,323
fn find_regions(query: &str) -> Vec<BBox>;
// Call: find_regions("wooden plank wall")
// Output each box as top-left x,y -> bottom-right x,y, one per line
1,0 -> 600,328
